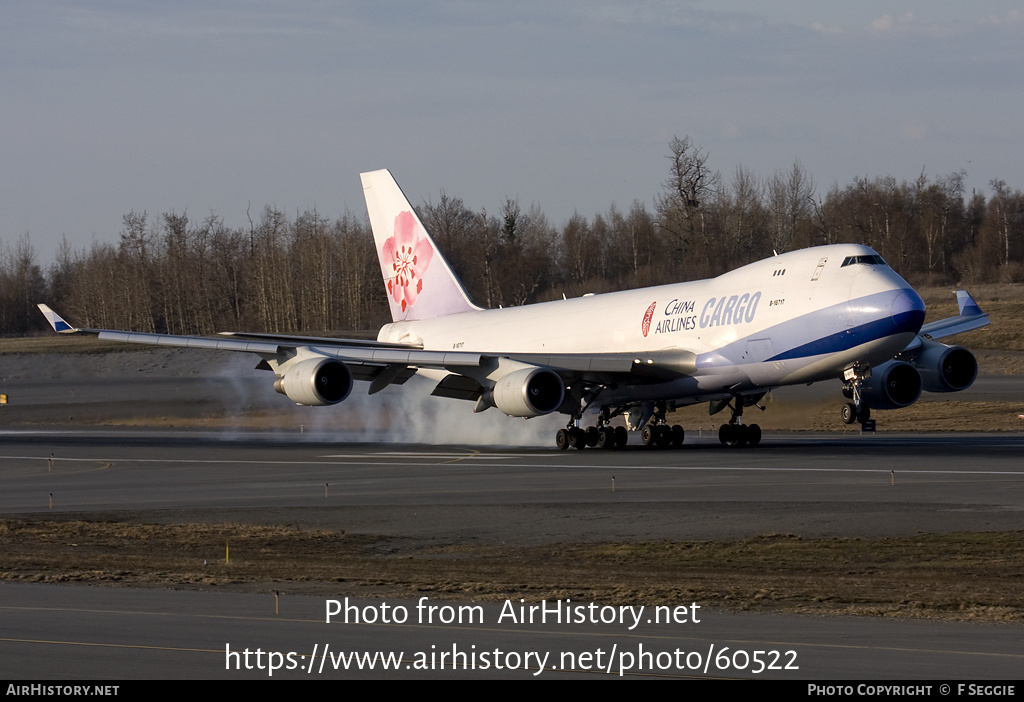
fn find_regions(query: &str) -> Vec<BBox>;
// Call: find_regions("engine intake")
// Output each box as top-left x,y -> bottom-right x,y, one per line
491,367 -> 565,417
912,340 -> 978,393
274,358 -> 353,406
861,360 -> 922,410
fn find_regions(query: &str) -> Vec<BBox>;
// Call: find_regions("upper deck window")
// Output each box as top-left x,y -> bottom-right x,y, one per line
840,254 -> 887,267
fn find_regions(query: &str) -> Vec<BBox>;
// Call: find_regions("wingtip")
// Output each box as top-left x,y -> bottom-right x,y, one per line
37,303 -> 76,333
954,290 -> 984,317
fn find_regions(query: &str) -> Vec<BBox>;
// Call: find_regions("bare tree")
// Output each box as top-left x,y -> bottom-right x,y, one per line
654,136 -> 720,269
117,210 -> 156,332
766,160 -> 815,253
722,165 -> 767,263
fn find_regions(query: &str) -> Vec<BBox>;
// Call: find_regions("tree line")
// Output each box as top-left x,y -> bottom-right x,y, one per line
3,136 -> 1023,336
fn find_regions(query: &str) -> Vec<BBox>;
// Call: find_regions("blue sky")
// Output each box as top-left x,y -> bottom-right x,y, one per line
3,1 -> 1023,261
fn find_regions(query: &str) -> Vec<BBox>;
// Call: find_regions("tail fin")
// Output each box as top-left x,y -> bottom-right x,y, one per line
361,169 -> 480,322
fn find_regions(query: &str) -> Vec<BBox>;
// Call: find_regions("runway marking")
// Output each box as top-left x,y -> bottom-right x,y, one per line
0,637 -> 218,655
441,450 -> 480,464
364,454 -> 566,461
1,607 -> 1020,662
3,453 -> 1024,476
0,604 -> 316,625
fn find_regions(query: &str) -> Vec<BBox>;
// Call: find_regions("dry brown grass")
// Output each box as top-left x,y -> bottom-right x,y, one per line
918,285 -> 1024,352
0,336 -> 130,355
1,518 -> 1021,622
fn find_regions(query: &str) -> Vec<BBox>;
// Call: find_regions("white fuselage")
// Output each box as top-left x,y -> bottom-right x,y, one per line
377,244 -> 926,405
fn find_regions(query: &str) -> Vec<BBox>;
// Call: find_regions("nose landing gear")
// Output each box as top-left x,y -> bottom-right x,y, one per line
841,366 -> 872,427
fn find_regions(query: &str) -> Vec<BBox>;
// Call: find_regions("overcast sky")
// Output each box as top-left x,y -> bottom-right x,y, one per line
3,1 -> 1023,261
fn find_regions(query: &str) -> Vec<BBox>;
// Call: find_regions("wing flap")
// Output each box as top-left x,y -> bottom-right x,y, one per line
317,346 -> 483,367
431,374 -> 485,401
503,353 -> 635,374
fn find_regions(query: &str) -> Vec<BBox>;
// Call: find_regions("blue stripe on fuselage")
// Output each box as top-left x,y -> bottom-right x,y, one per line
765,308 -> 925,361
694,289 -> 925,369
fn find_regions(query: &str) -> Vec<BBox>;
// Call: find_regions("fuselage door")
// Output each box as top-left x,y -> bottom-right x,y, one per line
745,337 -> 775,361
811,257 -> 828,281
744,337 -> 778,385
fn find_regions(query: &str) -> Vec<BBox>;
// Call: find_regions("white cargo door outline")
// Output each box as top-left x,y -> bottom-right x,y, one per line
744,337 -> 778,385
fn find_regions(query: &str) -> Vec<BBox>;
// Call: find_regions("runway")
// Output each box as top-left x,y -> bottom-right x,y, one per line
1,430 -> 1022,679
1,431 -> 1023,539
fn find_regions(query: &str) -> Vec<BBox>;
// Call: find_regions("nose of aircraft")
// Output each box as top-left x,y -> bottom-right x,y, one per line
891,288 -> 926,335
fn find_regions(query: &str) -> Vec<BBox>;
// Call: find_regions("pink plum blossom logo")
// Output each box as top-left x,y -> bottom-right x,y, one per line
382,211 -> 434,313
642,301 -> 656,337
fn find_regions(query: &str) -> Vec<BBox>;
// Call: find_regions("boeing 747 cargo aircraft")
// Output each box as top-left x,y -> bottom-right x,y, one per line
39,169 -> 989,448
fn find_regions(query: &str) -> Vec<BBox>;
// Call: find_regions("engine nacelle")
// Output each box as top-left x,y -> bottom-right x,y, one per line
490,367 -> 565,417
911,340 -> 978,393
274,358 -> 353,406
861,360 -> 922,410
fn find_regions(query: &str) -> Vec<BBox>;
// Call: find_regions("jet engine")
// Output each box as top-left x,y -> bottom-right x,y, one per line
273,358 -> 353,406
911,340 -> 978,393
490,367 -> 565,417
861,360 -> 922,410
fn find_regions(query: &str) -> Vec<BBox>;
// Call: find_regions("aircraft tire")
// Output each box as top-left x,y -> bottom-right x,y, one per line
555,429 -> 570,450
719,424 -> 732,446
614,426 -> 628,447
654,424 -> 671,448
671,424 -> 685,448
569,427 -> 587,450
597,427 -> 615,449
720,423 -> 746,447
585,426 -> 599,447
857,406 -> 871,424
841,403 -> 858,424
735,426 -> 749,447
641,425 -> 656,447
746,423 -> 762,447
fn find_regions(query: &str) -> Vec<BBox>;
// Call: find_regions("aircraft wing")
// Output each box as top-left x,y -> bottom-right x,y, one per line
216,330 -> 670,374
904,290 -> 989,351
36,304 -> 693,398
38,303 -> 482,367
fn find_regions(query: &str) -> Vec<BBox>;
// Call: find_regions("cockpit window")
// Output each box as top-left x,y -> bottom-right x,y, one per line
840,255 -> 887,267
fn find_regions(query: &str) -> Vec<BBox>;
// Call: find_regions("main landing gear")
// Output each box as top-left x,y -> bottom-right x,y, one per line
555,424 -> 628,450
553,393 -> 768,450
555,395 -> 629,450
554,401 -> 683,450
640,401 -> 685,449
713,394 -> 763,448
718,422 -> 761,447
